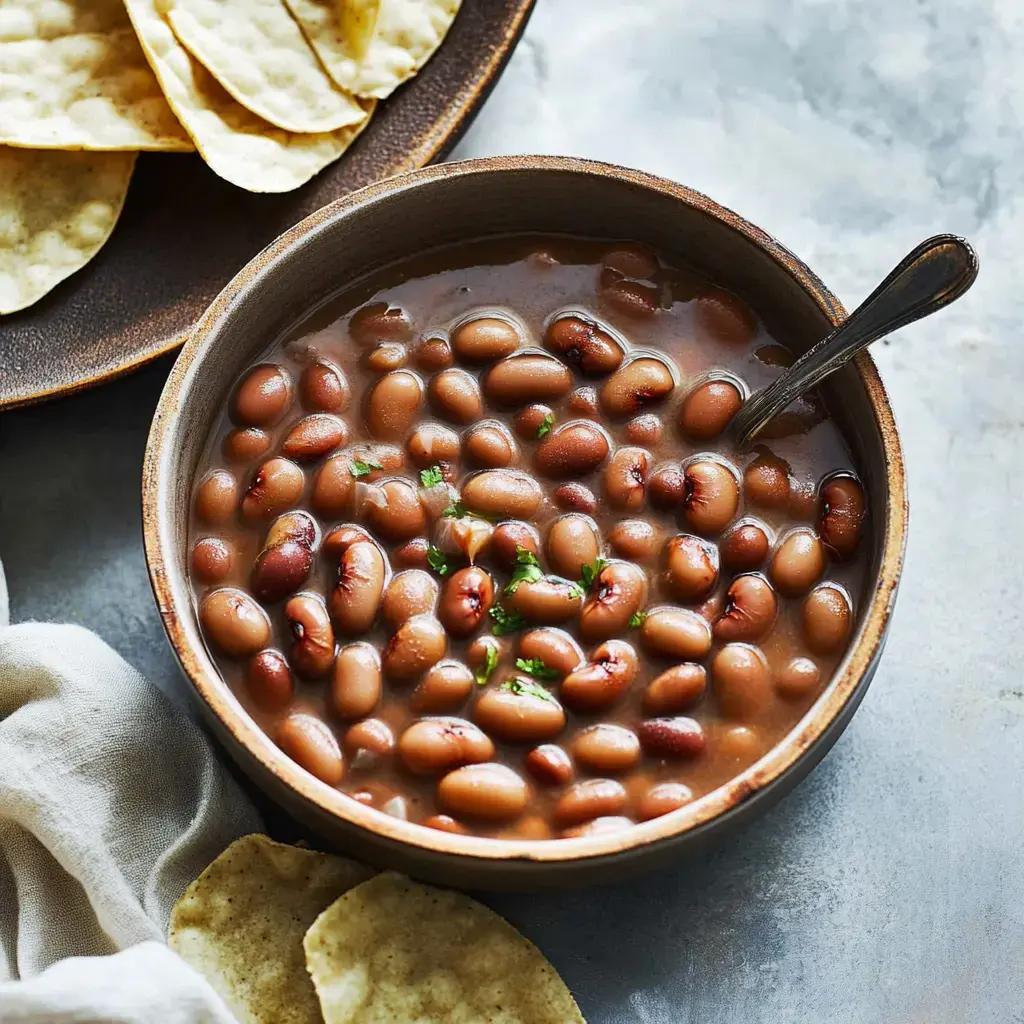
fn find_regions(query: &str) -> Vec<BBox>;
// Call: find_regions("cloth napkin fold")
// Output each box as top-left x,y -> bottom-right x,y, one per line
0,558 -> 263,1021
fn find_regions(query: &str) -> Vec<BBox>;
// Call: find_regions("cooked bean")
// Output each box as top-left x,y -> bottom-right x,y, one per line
410,660 -> 475,712
608,519 -> 659,561
473,683 -> 566,743
232,364 -> 292,426
775,656 -> 822,700
637,717 -> 706,758
490,521 -> 539,570
789,481 -> 818,520
392,536 -> 431,570
802,584 -> 852,654
422,814 -> 469,834
330,541 -> 386,635
462,470 -> 543,518
562,816 -> 634,838
641,607 -> 712,660
681,459 -> 739,535
665,534 -> 718,601
744,451 -> 791,508
300,360 -> 350,412
643,664 -> 707,714
194,470 -> 238,525
600,358 -> 675,417
543,314 -> 624,375
412,335 -> 454,372
438,566 -> 494,637
344,718 -> 395,757
525,744 -> 574,786
382,570 -> 438,628
769,528 -> 827,596
276,713 -> 343,785
720,521 -> 770,571
222,427 -> 271,464
713,574 -> 778,643
311,453 -> 356,517
569,386 -> 599,416
451,315 -> 521,362
200,588 -> 270,657
535,421 -> 610,478
483,353 -> 573,407
518,628 -> 583,677
437,763 -> 528,822
363,341 -> 408,373
546,514 -> 600,580
362,479 -> 427,541
679,379 -> 743,440
284,594 -> 335,678
818,475 -> 866,559
580,562 -> 647,642
464,422 -> 516,468
428,368 -> 483,424
265,510 -> 316,549
399,717 -> 494,774
512,404 -> 553,440
715,723 -> 763,760
648,466 -> 686,510
507,576 -> 583,624
554,779 -> 627,827
466,635 -> 504,673
240,458 -> 304,520
191,537 -> 232,583
560,640 -> 638,711
349,301 -> 414,346
251,538 -> 313,603
603,446 -> 649,510
599,268 -> 661,319
570,725 -> 640,774
245,649 -> 294,710
693,289 -> 757,346
712,644 -> 772,720
365,371 -> 424,440
321,524 -> 371,560
635,782 -> 694,821
381,614 -> 447,681
434,515 -> 494,562
625,413 -> 662,446
331,642 -> 382,718
603,243 -> 659,279
553,482 -> 597,515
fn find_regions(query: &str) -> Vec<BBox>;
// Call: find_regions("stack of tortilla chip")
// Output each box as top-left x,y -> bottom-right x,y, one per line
0,0 -> 461,314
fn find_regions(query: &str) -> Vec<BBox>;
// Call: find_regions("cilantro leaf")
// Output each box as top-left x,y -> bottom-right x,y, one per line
578,557 -> 608,592
504,545 -> 543,596
502,677 -> 557,703
426,546 -> 453,576
419,465 -> 444,488
349,458 -> 383,478
489,603 -> 526,636
628,610 -> 647,628
474,643 -> 499,687
536,413 -> 554,439
442,501 -> 469,518
515,657 -> 560,681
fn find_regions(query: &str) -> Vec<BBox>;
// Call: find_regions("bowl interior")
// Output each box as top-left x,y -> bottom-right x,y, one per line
146,158 -> 904,881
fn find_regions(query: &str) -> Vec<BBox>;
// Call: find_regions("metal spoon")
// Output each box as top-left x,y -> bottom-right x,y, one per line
731,234 -> 979,446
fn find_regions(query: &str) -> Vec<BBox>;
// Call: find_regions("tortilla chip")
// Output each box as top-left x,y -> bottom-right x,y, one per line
285,0 -> 461,100
304,872 -> 586,1023
0,147 -> 134,315
168,834 -> 374,1024
123,0 -> 374,192
0,0 -> 191,151
164,0 -> 367,134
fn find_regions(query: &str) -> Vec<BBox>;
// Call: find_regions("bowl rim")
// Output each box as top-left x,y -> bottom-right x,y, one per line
142,155 -> 908,866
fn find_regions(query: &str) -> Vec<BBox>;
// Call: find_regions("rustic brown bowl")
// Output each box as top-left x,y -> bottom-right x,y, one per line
143,156 -> 907,889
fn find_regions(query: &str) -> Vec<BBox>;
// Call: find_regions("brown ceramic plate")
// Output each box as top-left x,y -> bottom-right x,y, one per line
0,0 -> 535,411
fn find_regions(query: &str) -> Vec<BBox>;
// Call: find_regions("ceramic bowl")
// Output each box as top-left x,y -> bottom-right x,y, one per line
143,156 -> 907,889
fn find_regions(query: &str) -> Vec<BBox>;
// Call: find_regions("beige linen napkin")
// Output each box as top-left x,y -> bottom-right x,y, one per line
0,558 -> 262,1020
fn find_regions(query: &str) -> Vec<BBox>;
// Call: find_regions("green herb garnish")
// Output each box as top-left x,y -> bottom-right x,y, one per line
489,603 -> 526,636
628,610 -> 647,628
578,557 -> 608,592
349,458 -> 383,478
536,413 -> 554,439
442,501 -> 469,518
474,643 -> 499,687
515,657 -> 560,681
502,677 -> 556,703
419,465 -> 444,488
426,546 -> 454,576
504,546 -> 544,596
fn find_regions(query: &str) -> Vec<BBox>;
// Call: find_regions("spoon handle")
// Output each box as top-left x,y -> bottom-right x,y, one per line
732,234 -> 979,446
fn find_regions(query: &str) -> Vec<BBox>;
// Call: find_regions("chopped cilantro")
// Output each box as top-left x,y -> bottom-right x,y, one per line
578,557 -> 608,592
536,413 -> 554,439
502,677 -> 556,703
515,657 -> 560,681
474,643 -> 499,687
489,603 -> 526,636
349,458 -> 383,478
442,501 -> 469,518
504,546 -> 543,596
419,465 -> 444,488
426,546 -> 453,576
628,610 -> 648,628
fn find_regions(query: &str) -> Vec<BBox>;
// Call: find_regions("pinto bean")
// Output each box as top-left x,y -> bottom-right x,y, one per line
410,661 -> 475,713
562,816 -> 634,838
437,763 -> 528,822
482,354 -> 573,407
422,814 -> 469,834
321,524 -> 372,560
412,335 -> 454,372
543,314 -> 624,375
245,649 -> 295,710
363,341 -> 408,374
348,301 -> 414,346
625,413 -> 662,446
608,519 -> 660,561
720,520 -> 771,571
192,537 -> 233,583
679,379 -> 743,440
300,360 -> 350,412
464,422 -> 516,468
569,386 -> 599,416
744,451 -> 791,508
398,717 -> 495,774
525,744 -> 574,786
232,364 -> 292,426
330,541 -> 386,635
560,640 -> 638,711
600,268 -> 661,319
534,422 -> 610,477
637,717 -> 706,758
553,482 -> 597,515
681,459 -> 739,535
640,607 -> 712,660
251,538 -> 313,603
507,576 -> 583,624
602,243 -> 659,279
382,570 -> 438,628
818,475 -> 867,559
713,574 -> 778,643
381,614 -> 447,681
570,725 -> 640,774
712,643 -> 773,720
392,536 -> 431,570
648,466 -> 685,511
512,404 -> 553,440
406,422 -> 461,468
518,628 -> 584,677
600,358 -> 675,417
554,779 -> 627,827
466,635 -> 504,673
461,470 -> 543,519
437,566 -> 495,637
311,453 -> 355,517
222,427 -> 271,464
546,515 -> 600,580
451,315 -> 521,362
365,371 -> 424,440
635,782 -> 695,821
665,534 -> 718,601
199,588 -> 270,658
579,561 -> 647,642
693,288 -> 757,346
643,664 -> 707,714
281,414 -> 347,462
603,446 -> 649,510
284,594 -> 335,678
331,642 -> 382,718
775,656 -> 822,700
769,529 -> 827,596
240,458 -> 304,520
428,368 -> 483,424
474,685 -> 566,743
343,718 -> 395,758
490,521 -> 539,571
194,470 -> 238,525
802,584 -> 853,654
276,714 -> 343,785
362,479 -> 427,542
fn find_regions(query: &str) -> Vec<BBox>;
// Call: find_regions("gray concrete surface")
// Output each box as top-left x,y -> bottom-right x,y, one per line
2,0 -> 1023,1019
